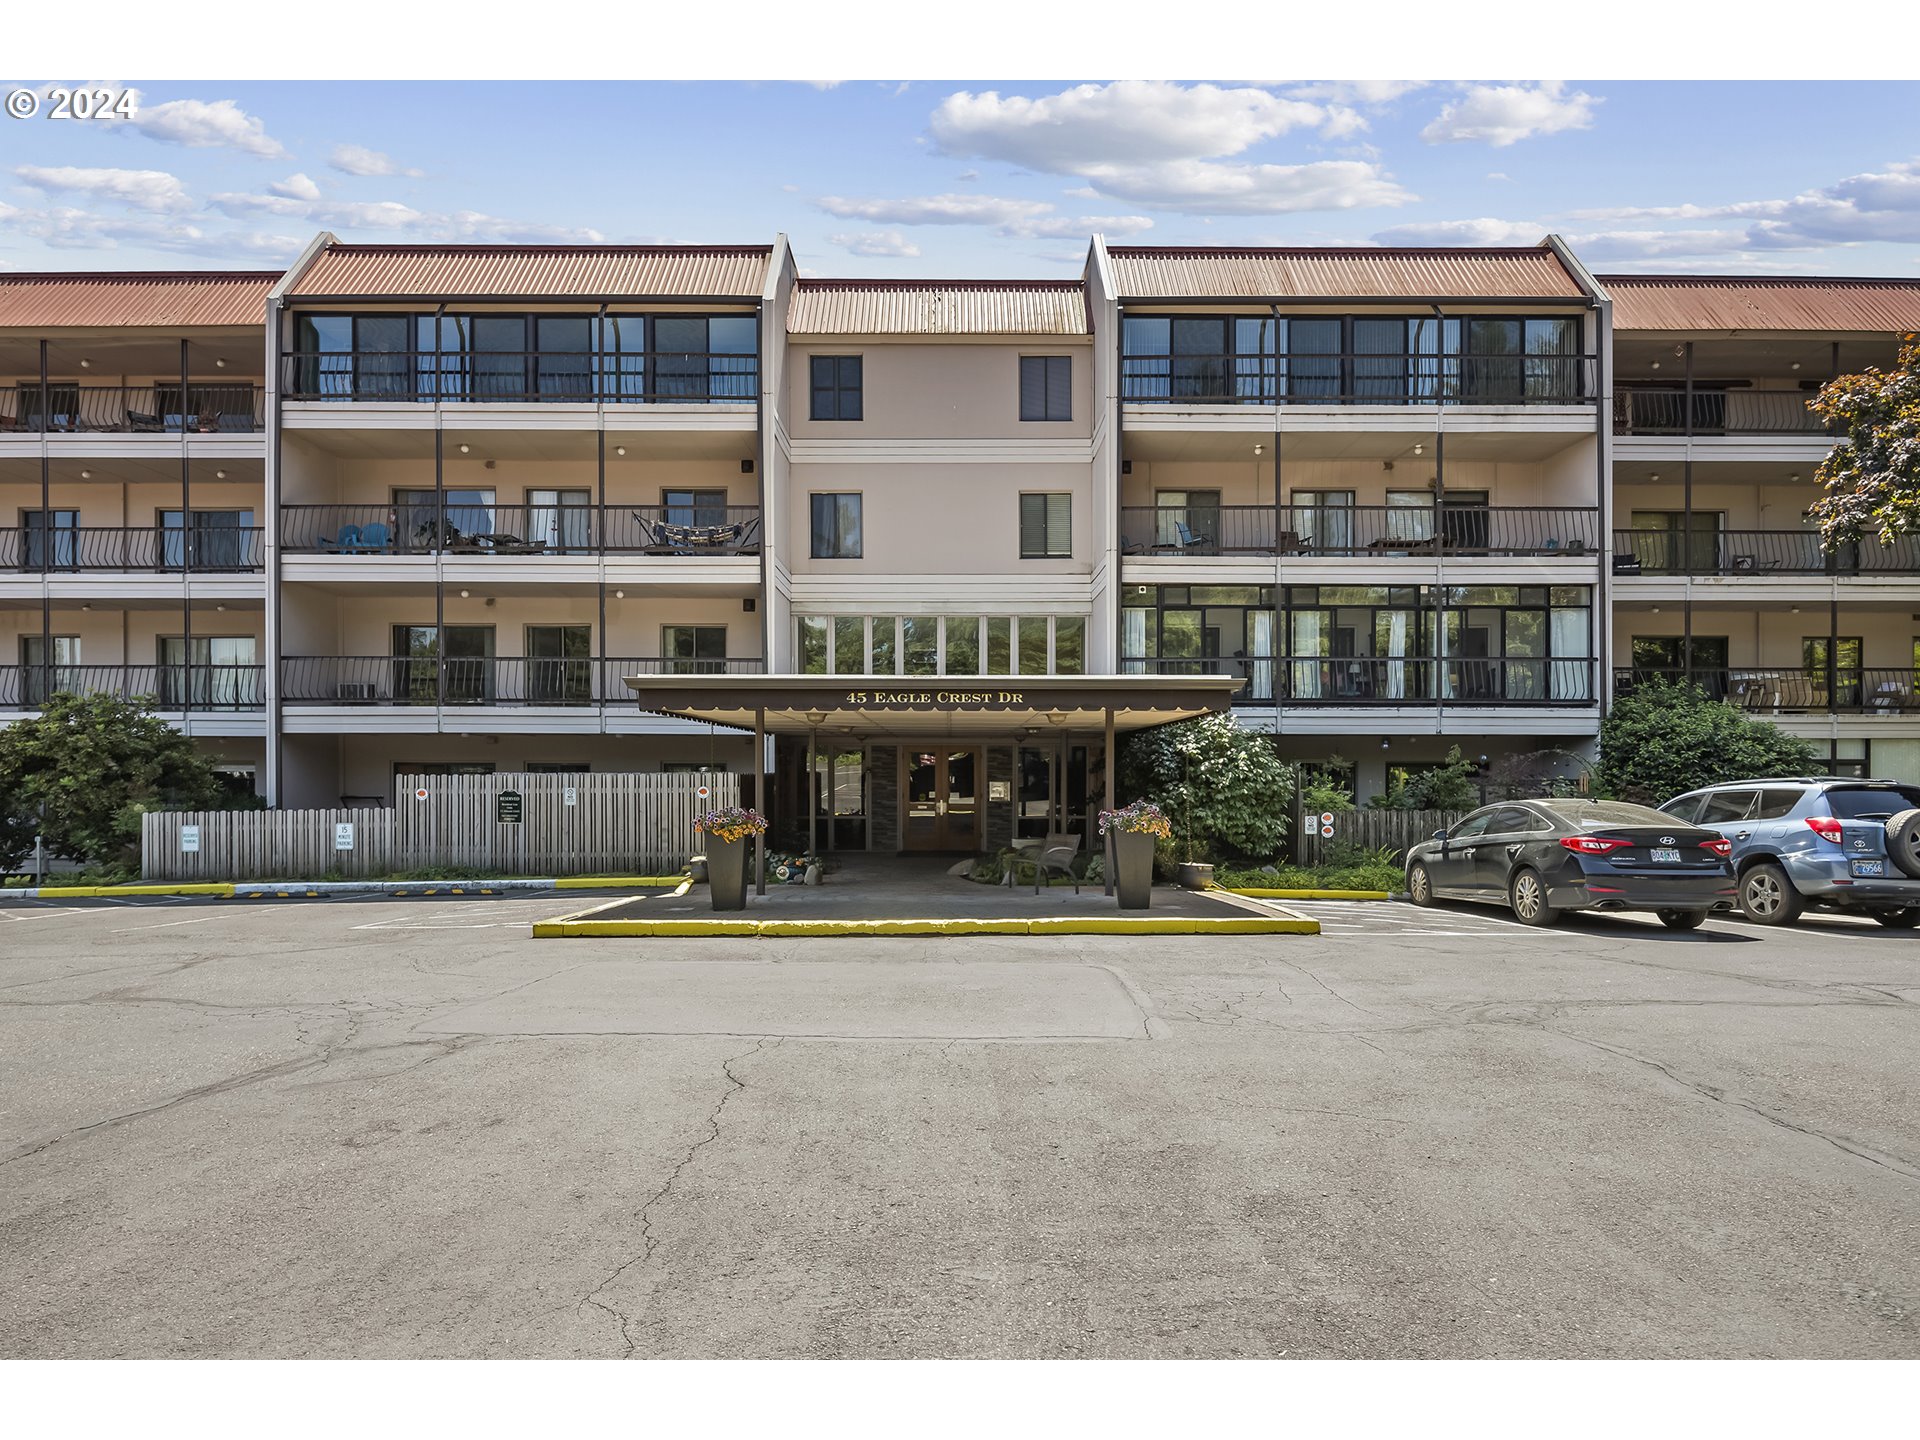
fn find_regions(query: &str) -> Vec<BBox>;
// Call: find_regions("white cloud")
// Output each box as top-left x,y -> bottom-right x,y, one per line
125,96 -> 288,159
1421,82 -> 1599,148
1371,217 -> 1544,246
270,172 -> 322,201
1013,214 -> 1155,239
1077,158 -> 1415,215
829,230 -> 921,258
13,165 -> 190,213
816,193 -> 1055,227
210,190 -> 605,243
0,199 -> 299,259
1287,81 -> 1427,106
928,81 -> 1338,172
327,144 -> 423,178
1486,172 -> 1512,183
957,169 -> 980,182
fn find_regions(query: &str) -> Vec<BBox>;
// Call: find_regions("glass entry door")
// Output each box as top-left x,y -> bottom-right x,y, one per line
902,747 -> 982,851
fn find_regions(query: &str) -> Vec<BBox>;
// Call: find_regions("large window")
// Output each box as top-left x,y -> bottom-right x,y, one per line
796,615 -> 1086,676
1019,493 -> 1073,558
810,355 -> 863,420
810,493 -> 863,559
390,625 -> 495,705
157,636 -> 259,709
662,625 -> 729,676
1019,356 -> 1073,421
525,625 -> 592,703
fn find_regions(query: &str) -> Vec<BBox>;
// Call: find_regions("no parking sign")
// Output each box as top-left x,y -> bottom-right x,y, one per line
696,784 -> 711,801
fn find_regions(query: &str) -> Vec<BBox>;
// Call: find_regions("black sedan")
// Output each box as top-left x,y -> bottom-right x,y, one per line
1405,799 -> 1737,929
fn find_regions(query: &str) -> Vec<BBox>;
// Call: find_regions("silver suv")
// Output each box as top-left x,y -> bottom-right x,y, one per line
1658,778 -> 1920,928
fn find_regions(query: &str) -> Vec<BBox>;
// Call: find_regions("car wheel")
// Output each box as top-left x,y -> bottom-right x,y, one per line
1656,909 -> 1708,931
1738,862 -> 1804,926
1407,861 -> 1435,907
1883,809 -> 1920,879
1872,908 -> 1920,929
1508,867 -> 1559,927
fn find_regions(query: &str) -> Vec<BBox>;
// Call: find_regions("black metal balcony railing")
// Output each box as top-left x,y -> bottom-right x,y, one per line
1119,352 -> 1595,406
280,655 -> 766,706
1,526 -> 265,572
1613,389 -> 1832,437
1614,667 -> 1920,714
279,351 -> 758,405
278,503 -> 761,556
1120,505 -> 1601,558
1612,529 -> 1920,577
1123,655 -> 1598,706
0,384 -> 265,434
0,664 -> 265,709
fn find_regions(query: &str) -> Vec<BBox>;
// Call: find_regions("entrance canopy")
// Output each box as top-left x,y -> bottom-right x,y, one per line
622,673 -> 1240,737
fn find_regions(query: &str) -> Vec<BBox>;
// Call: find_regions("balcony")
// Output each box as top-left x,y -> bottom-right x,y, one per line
279,504 -> 760,557
280,655 -> 766,706
1614,389 -> 1830,437
2,525 -> 265,572
1120,352 -> 1594,406
0,664 -> 264,710
1614,667 -> 1920,715
1612,530 -> 1920,577
279,351 -> 757,405
1121,505 -> 1600,558
0,384 -> 265,434
1123,656 -> 1599,706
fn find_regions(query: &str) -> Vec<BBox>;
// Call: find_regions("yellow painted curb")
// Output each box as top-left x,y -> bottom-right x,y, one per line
553,876 -> 688,890
532,915 -> 1319,939
1227,888 -> 1391,901
33,882 -> 235,898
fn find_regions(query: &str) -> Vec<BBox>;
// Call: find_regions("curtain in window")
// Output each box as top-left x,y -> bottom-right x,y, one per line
1121,609 -> 1147,674
1291,611 -> 1323,699
1550,608 -> 1590,699
1384,610 -> 1409,699
1248,610 -> 1274,701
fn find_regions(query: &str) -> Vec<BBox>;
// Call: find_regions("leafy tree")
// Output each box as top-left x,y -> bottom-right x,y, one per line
0,693 -> 253,872
1370,745 -> 1479,810
1597,679 -> 1821,806
1298,755 -> 1357,815
1806,335 -> 1920,548
1119,712 -> 1292,863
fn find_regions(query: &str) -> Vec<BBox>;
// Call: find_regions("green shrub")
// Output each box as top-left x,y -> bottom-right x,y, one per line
1598,679 -> 1822,804
1120,713 -> 1292,864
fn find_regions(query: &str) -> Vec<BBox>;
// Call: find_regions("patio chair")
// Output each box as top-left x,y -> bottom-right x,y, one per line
322,524 -> 363,553
1172,521 -> 1213,553
126,410 -> 166,433
1032,831 -> 1082,895
357,522 -> 392,552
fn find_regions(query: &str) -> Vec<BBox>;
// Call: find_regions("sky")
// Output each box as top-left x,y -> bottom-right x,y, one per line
2,79 -> 1918,279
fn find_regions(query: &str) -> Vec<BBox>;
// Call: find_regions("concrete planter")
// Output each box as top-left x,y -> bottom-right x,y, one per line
1177,862 -> 1215,891
707,836 -> 748,911
1113,829 -> 1155,911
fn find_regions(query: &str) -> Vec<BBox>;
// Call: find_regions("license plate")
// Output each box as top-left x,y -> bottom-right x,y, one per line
1650,848 -> 1681,864
1851,859 -> 1885,878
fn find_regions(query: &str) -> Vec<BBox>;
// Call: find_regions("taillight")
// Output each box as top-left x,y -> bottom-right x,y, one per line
1806,816 -> 1844,845
1561,835 -> 1629,854
1701,837 -> 1732,857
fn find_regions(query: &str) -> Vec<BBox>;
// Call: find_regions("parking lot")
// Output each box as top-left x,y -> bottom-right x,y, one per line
2,891 -> 1916,1358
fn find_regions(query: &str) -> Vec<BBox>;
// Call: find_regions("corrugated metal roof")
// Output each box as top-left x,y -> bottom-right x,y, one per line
789,280 -> 1088,336
1602,275 -> 1920,334
289,244 -> 771,300
0,271 -> 276,329
1108,245 -> 1584,300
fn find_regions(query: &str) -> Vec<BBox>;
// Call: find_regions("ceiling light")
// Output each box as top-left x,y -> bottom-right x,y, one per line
458,588 -> 470,598
1651,606 -> 1661,614
79,469 -> 91,480
614,588 -> 625,599
459,443 -> 470,454
81,603 -> 91,611
1788,473 -> 1801,483
1649,473 -> 1660,483
1650,361 -> 1661,371
215,604 -> 226,612
806,710 -> 827,726
615,445 -> 627,457
1412,443 -> 1424,457
1790,362 -> 1801,371
1253,443 -> 1263,456
215,469 -> 227,480
1380,738 -> 1390,750
79,358 -> 90,369
1791,605 -> 1801,614
215,358 -> 227,369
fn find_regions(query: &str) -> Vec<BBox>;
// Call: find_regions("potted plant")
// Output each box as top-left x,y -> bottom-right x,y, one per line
194,406 -> 221,434
692,805 -> 767,912
1098,799 -> 1171,911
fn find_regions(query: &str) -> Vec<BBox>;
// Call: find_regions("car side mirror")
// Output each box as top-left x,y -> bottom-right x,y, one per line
1432,829 -> 1448,841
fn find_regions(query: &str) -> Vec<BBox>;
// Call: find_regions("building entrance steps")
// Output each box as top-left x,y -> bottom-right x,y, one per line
533,852 -> 1319,936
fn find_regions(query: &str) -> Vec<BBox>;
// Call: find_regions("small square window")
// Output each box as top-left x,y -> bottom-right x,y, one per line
1019,355 -> 1072,421
1019,493 -> 1072,559
811,493 -> 863,559
810,354 -> 863,421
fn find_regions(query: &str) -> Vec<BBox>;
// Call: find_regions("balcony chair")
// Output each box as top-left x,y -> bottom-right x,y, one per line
1275,529 -> 1305,556
357,522 -> 392,552
126,410 -> 166,433
322,524 -> 364,553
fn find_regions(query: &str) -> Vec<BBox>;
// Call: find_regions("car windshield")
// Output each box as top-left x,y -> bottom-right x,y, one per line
1542,800 -> 1675,829
1825,786 -> 1920,820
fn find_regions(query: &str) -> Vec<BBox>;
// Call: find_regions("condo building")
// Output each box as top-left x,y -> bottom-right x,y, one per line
3,235 -> 1918,849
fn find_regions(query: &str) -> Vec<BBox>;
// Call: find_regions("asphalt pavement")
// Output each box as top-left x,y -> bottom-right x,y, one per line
1,891 -> 1915,1358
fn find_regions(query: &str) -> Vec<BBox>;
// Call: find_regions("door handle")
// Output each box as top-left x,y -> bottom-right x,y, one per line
936,799 -> 947,815
1735,831 -> 1751,840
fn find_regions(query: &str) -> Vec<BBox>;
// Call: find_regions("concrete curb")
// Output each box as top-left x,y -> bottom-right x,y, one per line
1224,887 -> 1393,901
1,876 -> 688,901
532,914 -> 1320,939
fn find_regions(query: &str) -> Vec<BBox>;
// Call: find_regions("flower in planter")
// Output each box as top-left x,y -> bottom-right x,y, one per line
693,806 -> 768,845
1097,799 -> 1173,840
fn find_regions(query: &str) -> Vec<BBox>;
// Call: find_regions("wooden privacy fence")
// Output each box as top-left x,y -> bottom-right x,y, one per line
141,771 -> 737,880
1292,808 -> 1469,865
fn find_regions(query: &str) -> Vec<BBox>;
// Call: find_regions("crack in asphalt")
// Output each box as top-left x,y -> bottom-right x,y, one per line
577,1037 -> 771,1358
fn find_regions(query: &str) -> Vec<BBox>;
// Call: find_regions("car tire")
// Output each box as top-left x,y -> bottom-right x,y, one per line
1872,908 -> 1920,929
1508,867 -> 1559,927
1883,808 -> 1920,879
1656,908 -> 1708,931
1407,861 -> 1436,907
1738,861 -> 1804,926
